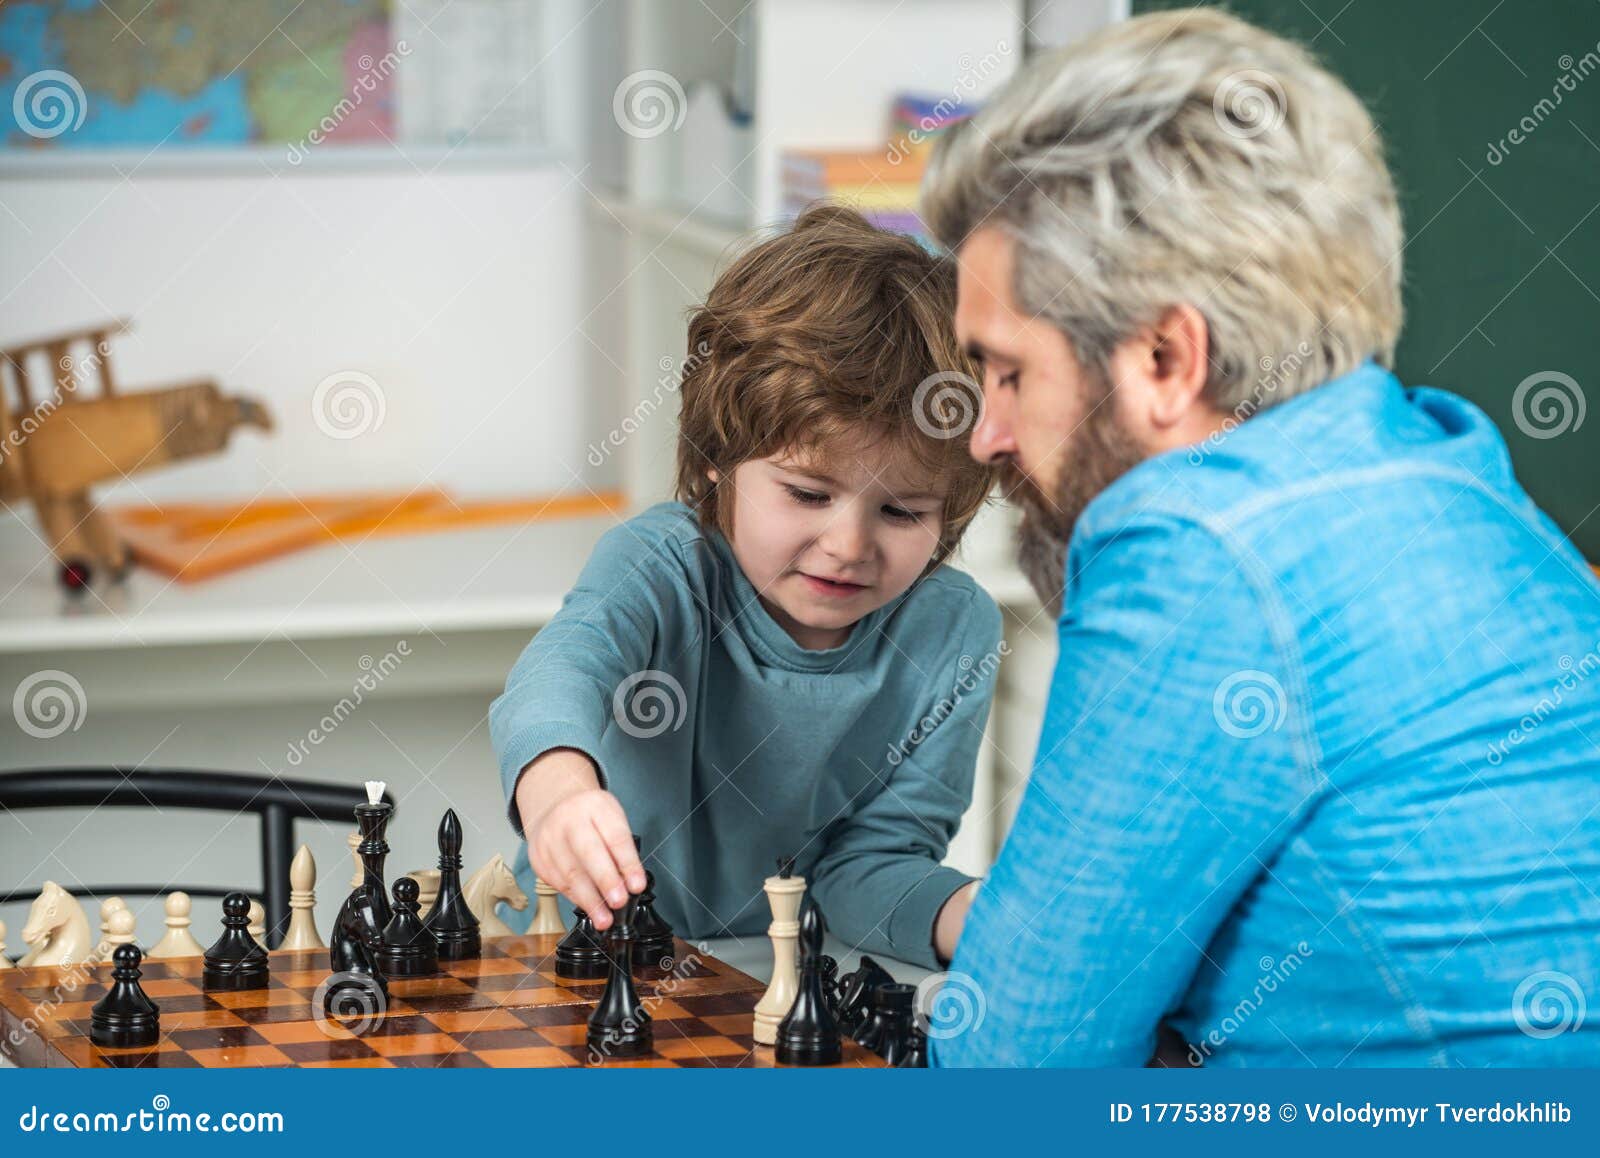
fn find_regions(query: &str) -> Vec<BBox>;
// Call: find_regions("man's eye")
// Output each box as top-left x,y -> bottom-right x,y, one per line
784,485 -> 829,506
1000,370 -> 1020,389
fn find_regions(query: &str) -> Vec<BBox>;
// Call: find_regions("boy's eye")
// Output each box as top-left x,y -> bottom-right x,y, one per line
883,505 -> 928,523
784,484 -> 829,506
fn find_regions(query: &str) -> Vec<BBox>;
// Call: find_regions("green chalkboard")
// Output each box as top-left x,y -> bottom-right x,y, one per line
1131,0 -> 1599,560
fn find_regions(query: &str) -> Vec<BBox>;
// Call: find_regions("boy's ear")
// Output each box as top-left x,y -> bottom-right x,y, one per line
706,468 -> 720,483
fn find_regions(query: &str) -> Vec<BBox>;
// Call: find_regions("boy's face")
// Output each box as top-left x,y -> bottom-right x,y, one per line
716,439 -> 946,651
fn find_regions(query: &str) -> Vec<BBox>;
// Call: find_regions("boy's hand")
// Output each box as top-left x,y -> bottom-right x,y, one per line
514,748 -> 646,931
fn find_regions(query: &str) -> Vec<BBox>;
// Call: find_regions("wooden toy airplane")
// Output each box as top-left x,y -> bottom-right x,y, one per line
0,319 -> 271,590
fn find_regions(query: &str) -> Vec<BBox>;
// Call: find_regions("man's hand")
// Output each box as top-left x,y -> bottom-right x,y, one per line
514,748 -> 646,930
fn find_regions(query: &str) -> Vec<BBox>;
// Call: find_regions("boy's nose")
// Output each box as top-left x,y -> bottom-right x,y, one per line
817,511 -> 871,564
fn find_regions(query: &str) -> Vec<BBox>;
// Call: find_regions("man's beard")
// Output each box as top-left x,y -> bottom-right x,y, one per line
1005,386 -> 1149,618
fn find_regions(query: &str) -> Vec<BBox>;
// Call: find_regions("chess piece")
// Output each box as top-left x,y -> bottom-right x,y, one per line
95,896 -> 128,959
147,892 -> 205,958
0,920 -> 12,969
858,983 -> 915,1065
90,944 -> 160,1048
323,918 -> 387,1029
247,899 -> 267,947
347,830 -> 364,888
378,877 -> 439,976
529,879 -> 567,935
406,869 -> 440,920
586,895 -> 651,1058
16,881 -> 92,968
753,854 -> 805,1044
422,809 -> 480,960
349,780 -> 394,941
463,854 -> 527,936
555,908 -> 609,979
630,837 -> 674,969
819,953 -> 841,1017
775,896 -> 842,1065
834,955 -> 894,1036
281,845 -> 325,951
203,892 -> 269,990
105,907 -> 138,954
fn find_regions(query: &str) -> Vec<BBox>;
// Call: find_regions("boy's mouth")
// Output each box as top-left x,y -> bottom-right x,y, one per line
799,572 -> 869,599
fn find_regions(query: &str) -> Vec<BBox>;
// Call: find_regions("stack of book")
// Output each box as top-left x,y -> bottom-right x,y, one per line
780,91 -> 977,245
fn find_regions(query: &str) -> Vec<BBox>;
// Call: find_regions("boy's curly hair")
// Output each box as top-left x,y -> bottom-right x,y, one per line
675,204 -> 994,564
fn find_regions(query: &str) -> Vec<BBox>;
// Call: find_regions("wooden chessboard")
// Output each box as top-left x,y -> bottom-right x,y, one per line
0,934 -> 884,1069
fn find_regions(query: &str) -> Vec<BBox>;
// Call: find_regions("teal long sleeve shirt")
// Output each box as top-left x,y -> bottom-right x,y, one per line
489,502 -> 1002,968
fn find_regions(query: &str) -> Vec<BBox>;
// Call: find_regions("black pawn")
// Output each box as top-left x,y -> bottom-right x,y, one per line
555,908 -> 609,979
859,982 -> 915,1064
423,809 -> 480,960
630,836 -> 674,969
775,896 -> 842,1066
203,892 -> 269,990
379,877 -> 439,976
587,895 -> 651,1058
90,944 -> 160,1048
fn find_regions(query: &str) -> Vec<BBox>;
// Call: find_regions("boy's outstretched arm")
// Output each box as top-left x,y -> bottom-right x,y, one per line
808,592 -> 1003,969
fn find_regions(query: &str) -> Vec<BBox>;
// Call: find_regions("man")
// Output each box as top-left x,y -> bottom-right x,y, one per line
923,9 -> 1600,1066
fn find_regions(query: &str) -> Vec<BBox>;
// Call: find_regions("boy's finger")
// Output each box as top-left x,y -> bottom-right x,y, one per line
570,823 -> 629,911
559,867 -> 612,931
592,805 -> 647,893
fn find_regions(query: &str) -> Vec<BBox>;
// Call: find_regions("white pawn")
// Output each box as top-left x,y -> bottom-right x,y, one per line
281,844 -> 325,951
95,896 -> 128,960
406,869 -> 440,920
530,879 -> 566,935
0,919 -> 12,969
348,831 -> 363,888
248,899 -> 267,947
105,907 -> 138,953
147,892 -> 205,958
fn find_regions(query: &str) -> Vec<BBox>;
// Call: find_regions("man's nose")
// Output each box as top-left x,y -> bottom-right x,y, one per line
969,383 -> 1016,465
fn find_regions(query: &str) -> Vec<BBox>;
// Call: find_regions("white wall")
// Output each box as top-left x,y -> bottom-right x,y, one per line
0,167 -> 607,502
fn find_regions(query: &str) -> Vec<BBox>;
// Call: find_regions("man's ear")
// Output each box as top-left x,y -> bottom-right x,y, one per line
1112,304 -> 1211,433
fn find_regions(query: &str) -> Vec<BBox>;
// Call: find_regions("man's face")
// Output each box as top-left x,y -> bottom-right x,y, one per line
718,436 -> 947,651
953,227 -> 1149,613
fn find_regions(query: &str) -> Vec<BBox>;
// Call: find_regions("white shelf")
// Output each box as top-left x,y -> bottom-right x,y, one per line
586,193 -> 752,260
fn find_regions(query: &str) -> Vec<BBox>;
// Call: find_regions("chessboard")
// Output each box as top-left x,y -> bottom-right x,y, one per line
0,933 -> 885,1069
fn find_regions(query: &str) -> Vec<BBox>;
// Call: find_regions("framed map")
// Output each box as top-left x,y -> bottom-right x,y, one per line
0,0 -> 552,169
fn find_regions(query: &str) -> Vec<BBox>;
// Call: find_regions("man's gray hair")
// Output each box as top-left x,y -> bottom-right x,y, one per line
921,8 -> 1403,413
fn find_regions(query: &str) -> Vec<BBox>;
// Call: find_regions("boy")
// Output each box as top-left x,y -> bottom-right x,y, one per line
489,206 -> 1000,968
